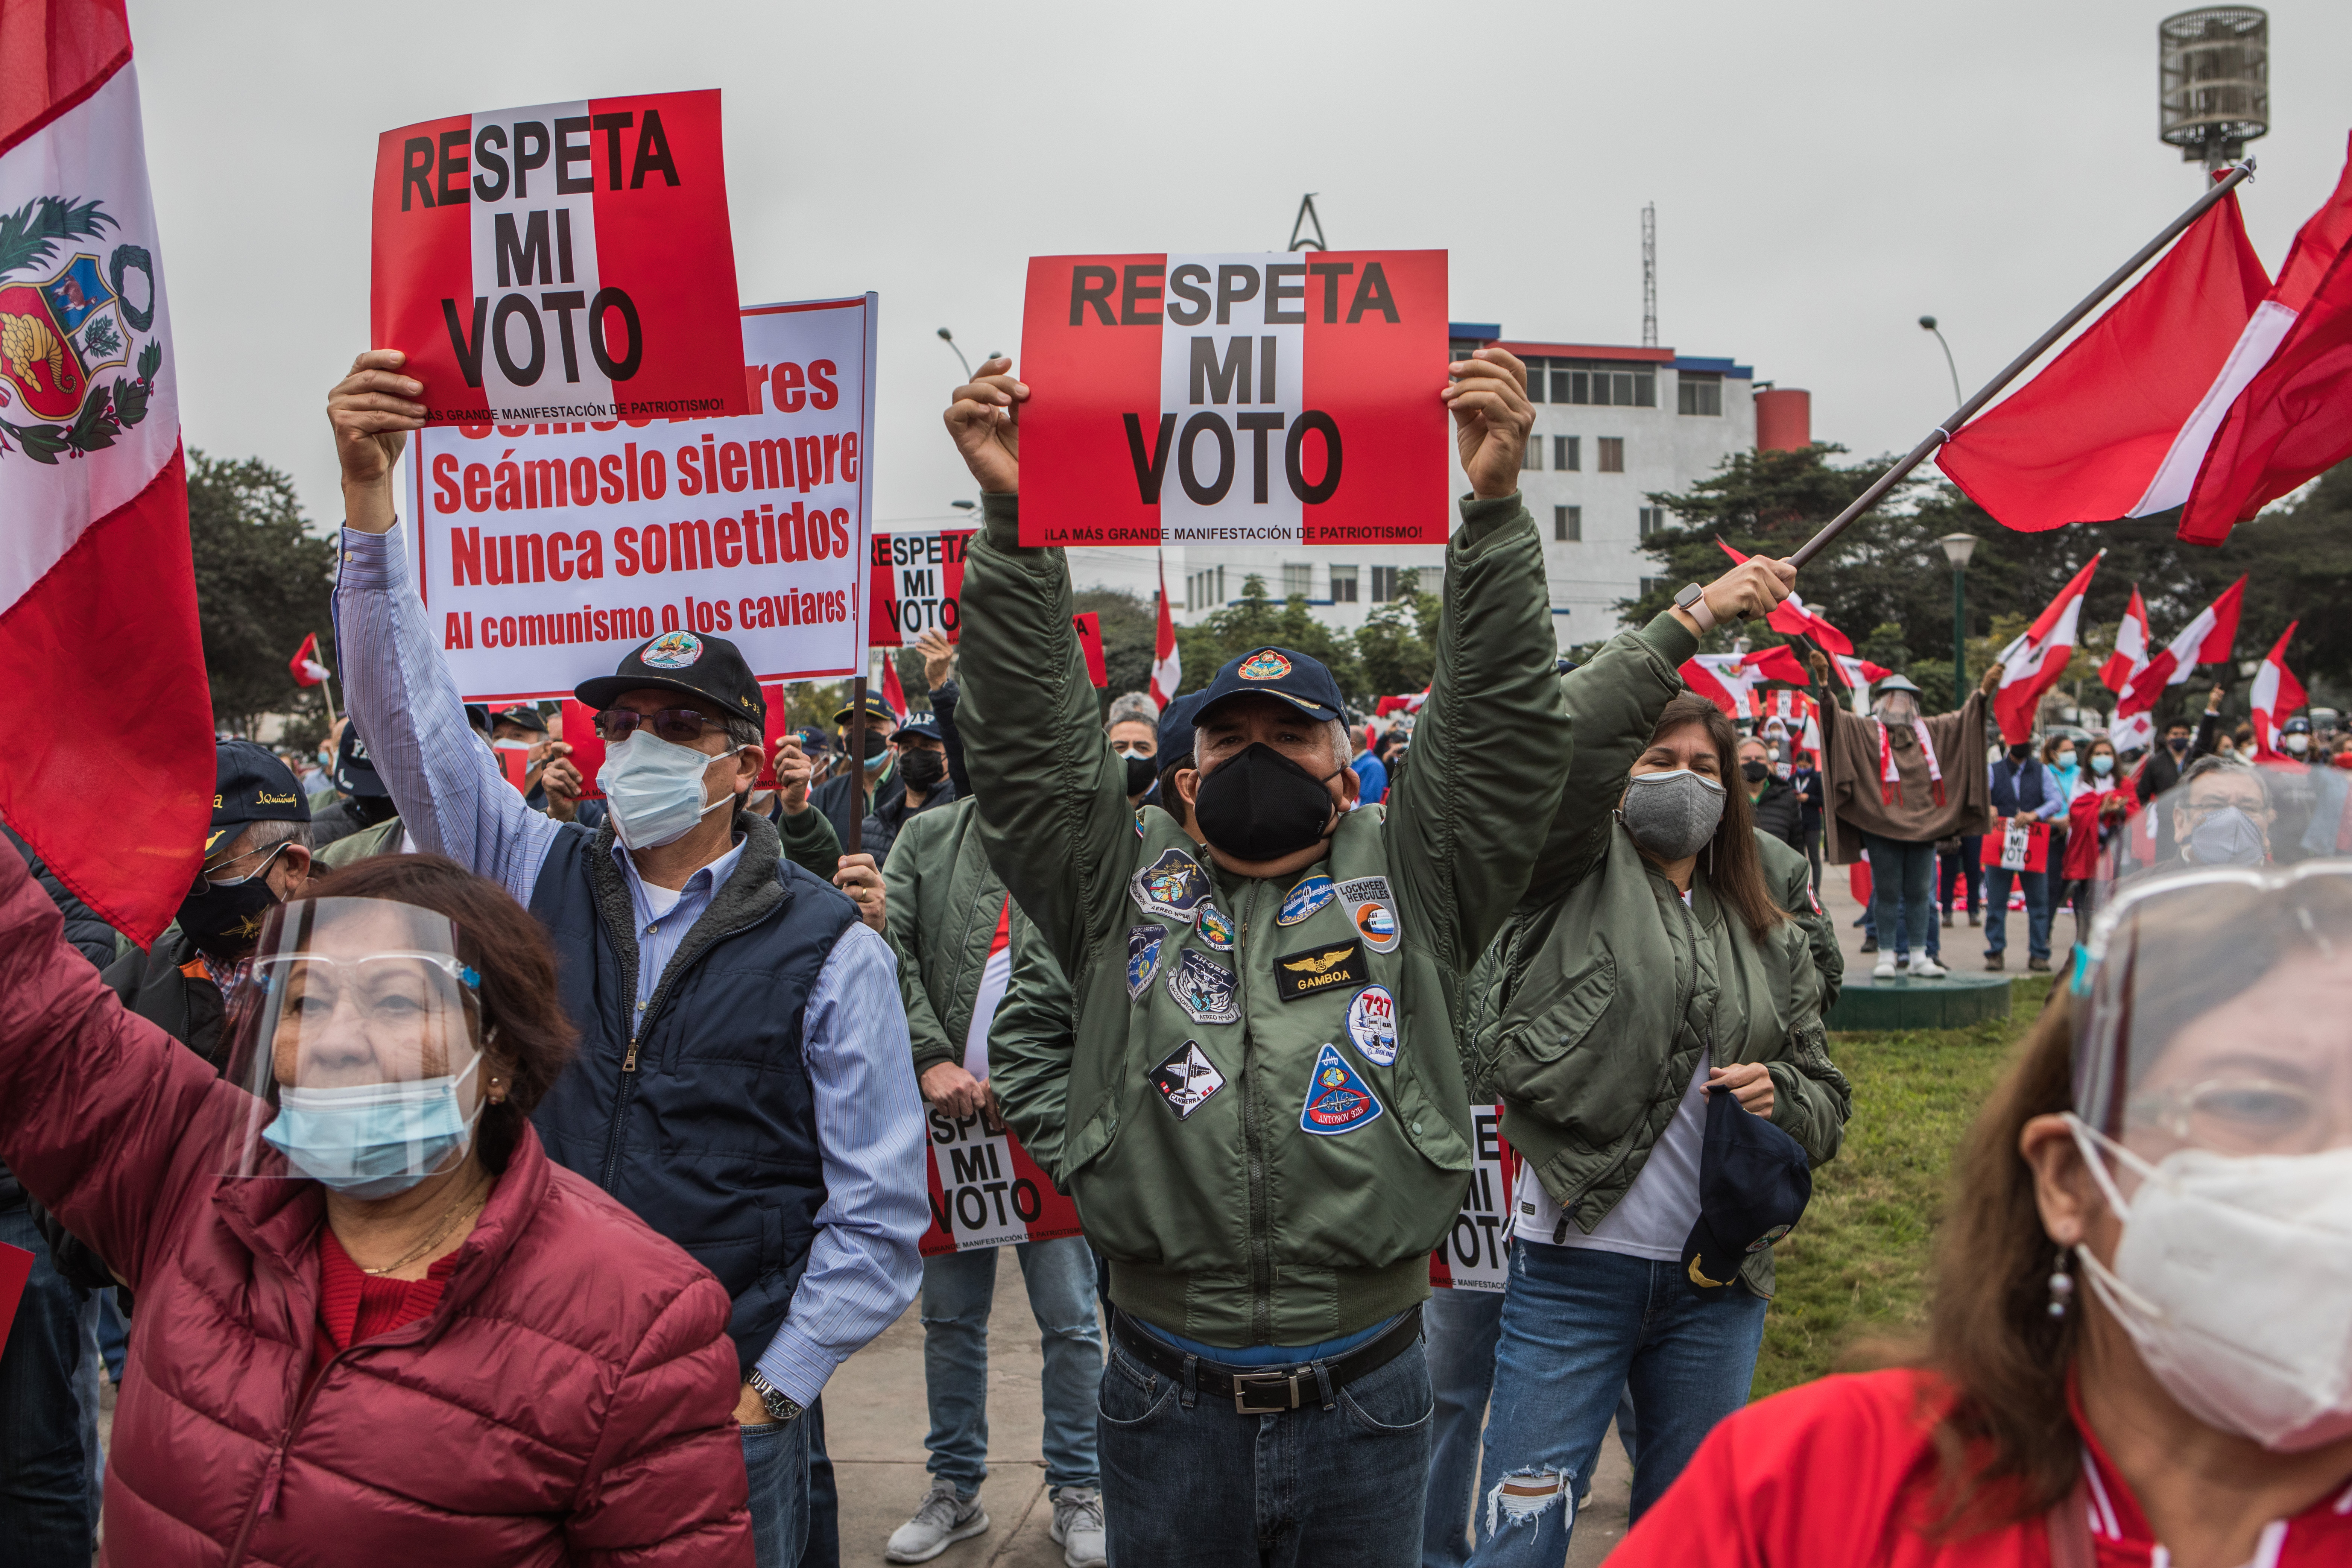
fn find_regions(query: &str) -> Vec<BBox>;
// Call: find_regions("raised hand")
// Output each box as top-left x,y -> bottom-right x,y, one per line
772,735 -> 813,816
327,349 -> 426,533
916,627 -> 956,691
944,356 -> 1024,494
1441,349 -> 1534,500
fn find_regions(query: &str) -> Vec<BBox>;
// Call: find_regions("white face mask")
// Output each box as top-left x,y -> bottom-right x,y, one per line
492,737 -> 533,751
2068,1116 -> 2352,1451
2287,734 -> 2311,755
598,730 -> 734,851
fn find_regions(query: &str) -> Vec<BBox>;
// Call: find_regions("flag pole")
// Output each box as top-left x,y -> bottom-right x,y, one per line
1789,160 -> 2256,571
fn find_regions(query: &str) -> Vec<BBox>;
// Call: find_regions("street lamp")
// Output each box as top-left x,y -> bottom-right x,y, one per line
1919,316 -> 1963,409
1938,533 -> 1978,700
936,327 -> 972,381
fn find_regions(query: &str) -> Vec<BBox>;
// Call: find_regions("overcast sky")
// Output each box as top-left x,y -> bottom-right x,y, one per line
127,0 -> 2352,536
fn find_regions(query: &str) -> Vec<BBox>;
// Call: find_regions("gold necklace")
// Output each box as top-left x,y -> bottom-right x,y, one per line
356,1173 -> 490,1277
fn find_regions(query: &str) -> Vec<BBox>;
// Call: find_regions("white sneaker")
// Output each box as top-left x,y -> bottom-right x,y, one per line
1908,956 -> 1949,978
886,1482 -> 989,1563
1050,1485 -> 1108,1568
1873,955 -> 1897,978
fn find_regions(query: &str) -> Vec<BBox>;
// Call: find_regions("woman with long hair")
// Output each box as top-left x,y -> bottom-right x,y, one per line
1454,561 -> 1851,1566
1611,777 -> 2352,1564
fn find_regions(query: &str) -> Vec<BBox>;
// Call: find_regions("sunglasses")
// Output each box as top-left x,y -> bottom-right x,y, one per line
593,707 -> 726,745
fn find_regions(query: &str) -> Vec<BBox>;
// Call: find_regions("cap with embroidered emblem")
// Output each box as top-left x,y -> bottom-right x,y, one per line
574,631 -> 766,729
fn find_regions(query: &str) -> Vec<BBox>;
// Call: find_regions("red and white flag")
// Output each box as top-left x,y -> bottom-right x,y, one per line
1991,555 -> 2103,743
0,0 -> 210,946
1149,553 -> 1182,707
1832,655 -> 1893,693
1936,181 -> 2274,530
2249,622 -> 2307,763
1739,643 -> 1812,688
1682,654 -> 1759,720
2102,585 -> 2152,695
288,632 -> 330,688
2182,136 -> 2352,544
1375,691 -> 1429,718
2119,576 -> 2246,716
1717,540 -> 1853,655
878,651 -> 910,725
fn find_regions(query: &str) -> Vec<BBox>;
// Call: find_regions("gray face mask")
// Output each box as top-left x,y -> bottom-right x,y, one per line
2186,805 -> 2266,866
1621,768 -> 1726,860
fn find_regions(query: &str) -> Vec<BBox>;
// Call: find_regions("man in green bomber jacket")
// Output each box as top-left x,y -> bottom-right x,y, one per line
942,347 -> 1567,1568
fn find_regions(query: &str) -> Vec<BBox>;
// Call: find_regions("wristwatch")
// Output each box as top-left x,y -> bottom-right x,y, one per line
744,1369 -> 804,1424
1673,582 -> 1717,633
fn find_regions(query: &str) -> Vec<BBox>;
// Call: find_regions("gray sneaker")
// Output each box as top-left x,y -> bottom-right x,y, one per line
1050,1486 -> 1107,1568
885,1481 -> 989,1563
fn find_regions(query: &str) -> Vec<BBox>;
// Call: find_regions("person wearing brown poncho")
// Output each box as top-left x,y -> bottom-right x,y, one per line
1808,651 -> 2000,980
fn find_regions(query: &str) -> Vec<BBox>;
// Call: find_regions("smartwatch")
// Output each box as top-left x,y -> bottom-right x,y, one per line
744,1369 -> 804,1424
1673,582 -> 1717,633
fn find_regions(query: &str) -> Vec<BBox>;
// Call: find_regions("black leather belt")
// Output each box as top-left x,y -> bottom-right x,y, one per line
1108,1303 -> 1423,1415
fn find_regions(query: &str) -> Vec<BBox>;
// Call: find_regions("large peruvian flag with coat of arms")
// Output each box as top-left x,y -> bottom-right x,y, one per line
0,0 -> 210,944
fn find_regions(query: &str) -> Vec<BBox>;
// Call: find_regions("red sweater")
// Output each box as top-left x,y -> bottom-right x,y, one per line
308,1229 -> 461,1382
1613,1369 -> 2352,1567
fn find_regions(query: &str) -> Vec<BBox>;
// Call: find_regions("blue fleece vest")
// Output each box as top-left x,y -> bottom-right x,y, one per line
527,822 -> 856,1377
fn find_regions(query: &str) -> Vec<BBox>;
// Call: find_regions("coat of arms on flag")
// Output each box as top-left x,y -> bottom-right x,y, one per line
0,196 -> 163,457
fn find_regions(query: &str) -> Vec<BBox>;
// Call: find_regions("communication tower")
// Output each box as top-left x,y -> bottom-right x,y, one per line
2160,8 -> 2268,171
1641,203 -> 1657,348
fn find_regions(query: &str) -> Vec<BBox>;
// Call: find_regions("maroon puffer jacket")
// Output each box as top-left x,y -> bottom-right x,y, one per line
0,850 -> 753,1565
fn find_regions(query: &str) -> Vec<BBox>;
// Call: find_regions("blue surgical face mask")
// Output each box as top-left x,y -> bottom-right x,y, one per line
599,729 -> 734,851
2091,753 -> 2116,776
261,1059 -> 481,1198
2187,805 -> 2266,867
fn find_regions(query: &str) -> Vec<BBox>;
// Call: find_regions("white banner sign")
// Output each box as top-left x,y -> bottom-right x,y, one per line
1430,1105 -> 1515,1291
404,294 -> 876,701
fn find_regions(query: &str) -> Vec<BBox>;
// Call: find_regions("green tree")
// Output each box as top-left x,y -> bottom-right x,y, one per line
1076,587 -> 1159,711
1176,574 -> 1369,707
1353,570 -> 1442,699
188,449 -> 338,736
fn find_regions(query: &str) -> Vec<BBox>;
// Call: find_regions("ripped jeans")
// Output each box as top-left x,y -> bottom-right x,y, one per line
1465,1241 -> 1766,1565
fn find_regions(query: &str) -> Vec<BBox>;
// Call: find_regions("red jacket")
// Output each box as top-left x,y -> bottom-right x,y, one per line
2063,787 -> 2134,882
0,849 -> 753,1565
1614,1369 -> 2352,1567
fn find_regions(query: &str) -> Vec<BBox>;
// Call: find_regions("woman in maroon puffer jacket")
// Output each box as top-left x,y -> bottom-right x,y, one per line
0,848 -> 753,1565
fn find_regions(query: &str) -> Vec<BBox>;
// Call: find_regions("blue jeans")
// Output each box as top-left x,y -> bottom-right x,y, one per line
1983,865 -> 2052,960
1860,833 -> 1937,963
0,1205 -> 98,1567
1421,1289 -> 1504,1568
1466,1243 -> 1767,1565
743,1411 -> 813,1568
1099,1320 -> 1433,1567
922,1236 -> 1102,1494
799,1397 -> 836,1568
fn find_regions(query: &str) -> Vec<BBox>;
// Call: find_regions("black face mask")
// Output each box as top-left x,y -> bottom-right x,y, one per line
899,748 -> 947,793
178,868 -> 283,962
1123,754 -> 1158,798
861,730 -> 890,763
1740,760 -> 1769,783
2009,744 -> 2034,764
1191,743 -> 1339,863
2167,735 -> 2190,753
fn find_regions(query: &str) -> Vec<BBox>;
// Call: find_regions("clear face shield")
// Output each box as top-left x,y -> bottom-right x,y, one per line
217,898 -> 488,1200
1870,689 -> 1920,728
2067,772 -> 2352,1450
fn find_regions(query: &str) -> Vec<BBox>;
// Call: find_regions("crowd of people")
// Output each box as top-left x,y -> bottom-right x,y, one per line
0,343 -> 2345,1568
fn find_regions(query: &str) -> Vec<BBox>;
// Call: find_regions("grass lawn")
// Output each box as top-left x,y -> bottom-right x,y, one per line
1752,976 -> 2053,1398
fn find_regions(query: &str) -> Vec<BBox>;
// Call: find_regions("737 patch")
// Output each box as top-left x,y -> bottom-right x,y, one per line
1273,939 -> 1366,1003
1299,1042 -> 1383,1135
1346,985 -> 1399,1067
1131,847 -> 1209,923
1150,1040 -> 1226,1120
1167,949 -> 1241,1025
1337,876 -> 1400,954
1277,874 -> 1336,926
1127,925 -> 1168,999
1196,900 -> 1236,951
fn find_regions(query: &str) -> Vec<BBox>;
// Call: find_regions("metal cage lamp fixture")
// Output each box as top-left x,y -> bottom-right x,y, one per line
2160,8 -> 2268,171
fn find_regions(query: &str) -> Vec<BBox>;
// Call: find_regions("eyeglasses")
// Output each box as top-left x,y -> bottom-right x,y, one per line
193,840 -> 291,896
2180,798 -> 2271,824
2127,1076 -> 2342,1155
593,708 -> 724,745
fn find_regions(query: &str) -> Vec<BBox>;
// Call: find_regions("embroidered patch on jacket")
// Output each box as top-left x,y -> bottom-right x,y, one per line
1166,949 -> 1241,1025
1130,846 -> 1209,922
1150,1039 -> 1226,1120
1127,924 -> 1168,999
1273,939 -> 1366,1003
1277,874 -> 1336,926
1345,984 -> 1399,1067
1337,875 -> 1400,953
1298,1041 -> 1384,1135
1195,899 -> 1236,951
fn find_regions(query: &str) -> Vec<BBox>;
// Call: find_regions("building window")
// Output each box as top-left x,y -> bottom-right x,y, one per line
1329,564 -> 1358,603
1548,361 -> 1656,408
1424,567 -> 1445,599
1554,505 -> 1581,541
1522,356 -> 1546,403
1281,562 -> 1314,599
1187,567 -> 1226,611
1370,565 -> 1402,603
1521,437 -> 1542,471
1640,576 -> 1671,600
1554,435 -> 1579,471
1638,506 -> 1666,538
1598,437 -> 1625,473
1678,373 -> 1723,416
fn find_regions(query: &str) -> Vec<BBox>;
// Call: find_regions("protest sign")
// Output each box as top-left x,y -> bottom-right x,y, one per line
1430,1105 -> 1515,1291
557,697 -> 604,798
1073,612 -> 1108,687
1016,251 -> 1448,547
0,1241 -> 29,1358
373,90 -> 749,426
1985,818 -> 2051,873
920,1108 -> 1084,1255
868,526 -> 974,647
405,295 -> 877,703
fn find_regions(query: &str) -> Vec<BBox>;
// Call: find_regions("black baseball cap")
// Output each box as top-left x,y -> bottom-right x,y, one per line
209,739 -> 310,855
464,704 -> 492,735
332,723 -> 390,801
1193,647 -> 1345,726
1680,1087 -> 1812,1299
490,704 -> 548,734
832,693 -> 897,728
896,717 -> 944,742
575,631 -> 766,730
1157,691 -> 1207,767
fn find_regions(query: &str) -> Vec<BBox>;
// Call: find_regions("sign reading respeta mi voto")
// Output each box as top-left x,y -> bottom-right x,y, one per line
1016,251 -> 1447,548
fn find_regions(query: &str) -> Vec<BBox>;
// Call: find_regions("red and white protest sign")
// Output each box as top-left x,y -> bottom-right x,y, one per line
404,295 -> 877,702
1983,819 -> 2051,873
920,1108 -> 1084,1256
1073,611 -> 1108,688
373,90 -> 749,427
1017,252 -> 1448,547
868,527 -> 974,646
1431,1105 -> 1516,1291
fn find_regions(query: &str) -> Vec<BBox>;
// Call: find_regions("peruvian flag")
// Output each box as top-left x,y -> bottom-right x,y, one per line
1718,540 -> 1852,655
1375,691 -> 1429,718
2181,137 -> 2352,544
289,631 -> 330,688
2249,623 -> 2307,763
1936,179 -> 2273,530
878,651 -> 910,724
1831,655 -> 1894,693
1740,644 -> 1813,687
1990,555 -> 2103,743
0,0 -> 210,946
2103,586 -> 2152,695
1149,553 -> 1182,706
2119,576 -> 2246,717
1682,654 -> 1760,720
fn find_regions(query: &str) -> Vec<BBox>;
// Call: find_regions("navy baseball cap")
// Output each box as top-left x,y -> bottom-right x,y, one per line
831,692 -> 897,728
209,739 -> 310,855
576,631 -> 766,730
1193,647 -> 1345,726
332,723 -> 390,801
490,704 -> 547,734
896,717 -> 944,742
1680,1087 -> 1812,1299
1157,691 -> 1207,767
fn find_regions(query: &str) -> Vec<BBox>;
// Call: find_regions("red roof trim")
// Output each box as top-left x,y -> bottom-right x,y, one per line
1489,341 -> 1674,363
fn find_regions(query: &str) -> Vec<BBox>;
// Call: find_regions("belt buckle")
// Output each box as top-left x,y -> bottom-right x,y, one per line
1233,1371 -> 1301,1414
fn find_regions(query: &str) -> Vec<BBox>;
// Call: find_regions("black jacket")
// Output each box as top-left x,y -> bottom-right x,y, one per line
862,777 -> 956,869
1749,777 -> 1805,852
813,764 -> 903,855
0,827 -> 116,1216
2137,710 -> 2223,803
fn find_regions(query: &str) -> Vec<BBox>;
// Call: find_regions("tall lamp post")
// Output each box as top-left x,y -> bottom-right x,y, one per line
1938,533 -> 1978,699
1919,316 -> 1963,409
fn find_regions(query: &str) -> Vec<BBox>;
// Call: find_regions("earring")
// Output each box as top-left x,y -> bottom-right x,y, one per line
2046,1250 -> 2076,1320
